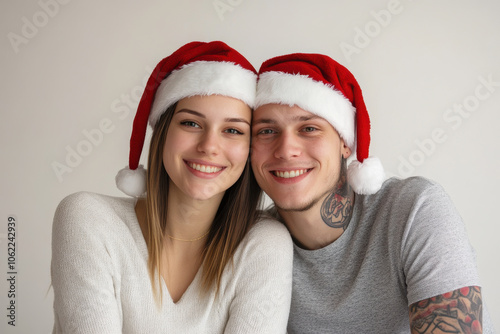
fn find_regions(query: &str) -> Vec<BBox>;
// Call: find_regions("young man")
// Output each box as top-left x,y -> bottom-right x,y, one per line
251,53 -> 495,333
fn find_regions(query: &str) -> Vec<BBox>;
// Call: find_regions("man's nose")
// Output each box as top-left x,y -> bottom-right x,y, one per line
274,132 -> 301,160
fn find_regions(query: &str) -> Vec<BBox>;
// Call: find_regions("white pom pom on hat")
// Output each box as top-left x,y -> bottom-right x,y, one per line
347,157 -> 385,195
115,41 -> 257,197
256,53 -> 385,195
115,165 -> 147,197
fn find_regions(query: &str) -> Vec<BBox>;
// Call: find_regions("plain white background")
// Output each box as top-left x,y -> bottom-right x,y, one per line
1,0 -> 498,332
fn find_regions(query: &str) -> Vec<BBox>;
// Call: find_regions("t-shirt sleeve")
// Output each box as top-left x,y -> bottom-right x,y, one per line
401,180 -> 481,306
223,219 -> 293,334
51,192 -> 122,333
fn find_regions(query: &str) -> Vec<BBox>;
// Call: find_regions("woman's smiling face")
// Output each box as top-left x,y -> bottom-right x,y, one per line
163,94 -> 251,202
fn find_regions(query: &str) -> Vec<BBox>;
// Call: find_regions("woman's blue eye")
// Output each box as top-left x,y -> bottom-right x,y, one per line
181,121 -> 200,128
226,128 -> 243,135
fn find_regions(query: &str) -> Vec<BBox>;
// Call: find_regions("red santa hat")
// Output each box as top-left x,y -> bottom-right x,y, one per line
116,41 -> 257,197
256,53 -> 384,195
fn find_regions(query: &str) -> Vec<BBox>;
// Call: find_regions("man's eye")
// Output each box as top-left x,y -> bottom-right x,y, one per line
302,126 -> 317,132
257,129 -> 275,135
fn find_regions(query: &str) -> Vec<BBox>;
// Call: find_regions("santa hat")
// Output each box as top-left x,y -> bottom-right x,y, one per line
116,41 -> 257,197
256,53 -> 384,195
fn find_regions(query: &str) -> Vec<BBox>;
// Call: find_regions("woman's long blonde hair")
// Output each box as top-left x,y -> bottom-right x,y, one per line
144,103 -> 261,303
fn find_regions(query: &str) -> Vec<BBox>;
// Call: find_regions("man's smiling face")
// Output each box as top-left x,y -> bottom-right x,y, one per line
251,103 -> 350,212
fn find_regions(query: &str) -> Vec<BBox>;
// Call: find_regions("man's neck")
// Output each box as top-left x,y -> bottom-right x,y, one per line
278,182 -> 355,250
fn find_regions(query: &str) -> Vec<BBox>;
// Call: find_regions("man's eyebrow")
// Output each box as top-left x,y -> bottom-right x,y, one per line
253,115 -> 322,125
295,115 -> 322,122
252,118 -> 277,125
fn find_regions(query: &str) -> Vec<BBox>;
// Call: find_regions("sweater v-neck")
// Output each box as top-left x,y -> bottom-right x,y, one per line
125,197 -> 203,306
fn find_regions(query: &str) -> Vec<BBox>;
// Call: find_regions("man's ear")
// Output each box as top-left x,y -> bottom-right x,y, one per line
341,140 -> 352,159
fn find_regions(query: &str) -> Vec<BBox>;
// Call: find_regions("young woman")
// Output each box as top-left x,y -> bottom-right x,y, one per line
51,41 -> 293,333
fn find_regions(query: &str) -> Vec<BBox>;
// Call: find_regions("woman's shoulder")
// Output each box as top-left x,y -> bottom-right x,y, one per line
222,216 -> 293,301
55,191 -> 130,217
248,217 -> 291,243
235,217 -> 293,259
56,191 -> 101,211
53,191 -> 136,233
57,190 -> 133,208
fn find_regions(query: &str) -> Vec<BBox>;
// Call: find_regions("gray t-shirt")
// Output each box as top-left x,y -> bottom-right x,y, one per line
287,177 -> 495,333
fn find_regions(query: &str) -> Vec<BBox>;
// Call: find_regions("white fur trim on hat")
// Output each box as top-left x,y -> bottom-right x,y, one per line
256,71 -> 356,149
149,61 -> 257,127
347,157 -> 385,195
115,165 -> 147,198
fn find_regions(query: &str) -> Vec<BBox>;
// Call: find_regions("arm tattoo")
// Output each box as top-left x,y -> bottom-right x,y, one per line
320,156 -> 353,230
409,286 -> 483,334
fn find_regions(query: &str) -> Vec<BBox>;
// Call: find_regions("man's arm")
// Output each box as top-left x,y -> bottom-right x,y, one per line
409,286 -> 483,334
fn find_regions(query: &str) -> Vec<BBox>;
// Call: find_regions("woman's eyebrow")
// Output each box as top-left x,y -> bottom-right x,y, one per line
225,118 -> 250,126
177,109 -> 250,126
176,109 -> 205,118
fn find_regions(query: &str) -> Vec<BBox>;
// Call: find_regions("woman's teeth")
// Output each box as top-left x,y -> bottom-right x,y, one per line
189,162 -> 222,173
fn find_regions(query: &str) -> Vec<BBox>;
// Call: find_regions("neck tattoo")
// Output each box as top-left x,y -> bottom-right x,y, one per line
320,157 -> 354,230
166,230 -> 210,242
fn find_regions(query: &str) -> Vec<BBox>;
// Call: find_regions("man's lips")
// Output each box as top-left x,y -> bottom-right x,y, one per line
270,168 -> 312,179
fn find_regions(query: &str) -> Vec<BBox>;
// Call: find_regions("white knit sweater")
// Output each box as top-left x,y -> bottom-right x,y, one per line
51,192 -> 293,333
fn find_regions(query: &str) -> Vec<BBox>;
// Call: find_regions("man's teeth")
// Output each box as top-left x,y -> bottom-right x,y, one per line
189,162 -> 223,173
274,169 -> 307,178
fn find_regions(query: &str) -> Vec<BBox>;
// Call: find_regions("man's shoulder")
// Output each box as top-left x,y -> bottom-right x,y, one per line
372,176 -> 445,203
356,176 -> 452,228
382,176 -> 439,192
